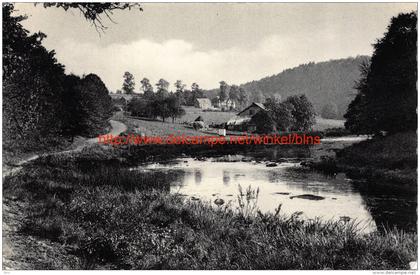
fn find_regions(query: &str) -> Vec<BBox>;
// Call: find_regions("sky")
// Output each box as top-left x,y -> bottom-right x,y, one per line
14,3 -> 417,92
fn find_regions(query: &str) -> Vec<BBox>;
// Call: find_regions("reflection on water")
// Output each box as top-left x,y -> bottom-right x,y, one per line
135,139 -> 416,234
355,182 -> 417,232
139,157 -> 379,233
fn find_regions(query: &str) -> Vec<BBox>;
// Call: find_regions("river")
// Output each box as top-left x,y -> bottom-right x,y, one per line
135,136 -> 416,233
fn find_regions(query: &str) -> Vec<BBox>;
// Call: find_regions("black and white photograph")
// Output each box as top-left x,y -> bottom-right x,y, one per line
2,1 -> 418,271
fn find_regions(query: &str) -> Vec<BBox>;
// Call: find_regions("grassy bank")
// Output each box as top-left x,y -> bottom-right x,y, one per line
307,131 -> 417,188
3,145 -> 417,269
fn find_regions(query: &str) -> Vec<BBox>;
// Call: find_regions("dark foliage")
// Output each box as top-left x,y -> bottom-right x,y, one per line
127,95 -> 185,123
122,72 -> 135,94
264,98 -> 295,131
40,3 -> 142,31
284,95 -> 316,131
344,12 -> 417,134
3,4 -> 113,151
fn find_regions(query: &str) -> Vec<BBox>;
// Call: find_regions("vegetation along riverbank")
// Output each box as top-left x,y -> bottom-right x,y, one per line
3,144 -> 417,269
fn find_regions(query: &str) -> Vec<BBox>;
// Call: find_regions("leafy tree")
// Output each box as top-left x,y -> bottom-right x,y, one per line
140,77 -> 154,99
61,74 -> 84,140
190,82 -> 204,104
264,98 -> 295,131
3,4 -> 67,149
344,12 -> 417,134
238,87 -> 250,108
174,80 -> 186,104
156,78 -> 170,99
3,4 -> 114,152
182,89 -> 193,106
127,98 -> 154,118
229,85 -> 240,107
116,89 -> 122,94
284,95 -> 316,131
250,111 -> 276,134
219,81 -> 229,102
321,102 -> 338,119
344,61 -> 372,134
166,95 -> 186,123
122,71 -> 135,94
175,80 -> 186,93
77,74 -> 113,136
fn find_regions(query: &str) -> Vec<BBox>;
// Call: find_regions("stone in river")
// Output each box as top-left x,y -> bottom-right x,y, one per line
266,162 -> 278,167
273,192 -> 290,195
214,198 -> 225,206
289,194 -> 325,200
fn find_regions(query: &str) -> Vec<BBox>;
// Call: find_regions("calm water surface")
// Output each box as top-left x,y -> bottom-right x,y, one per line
136,137 -> 416,233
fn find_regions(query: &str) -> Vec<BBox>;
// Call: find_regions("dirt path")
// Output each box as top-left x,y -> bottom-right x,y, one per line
2,120 -> 127,270
3,120 -> 127,178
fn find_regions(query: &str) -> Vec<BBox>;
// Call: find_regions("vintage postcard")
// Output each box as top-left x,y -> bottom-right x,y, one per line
2,1 -> 418,271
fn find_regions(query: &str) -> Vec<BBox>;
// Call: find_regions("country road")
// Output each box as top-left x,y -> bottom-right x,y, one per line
5,120 -> 127,176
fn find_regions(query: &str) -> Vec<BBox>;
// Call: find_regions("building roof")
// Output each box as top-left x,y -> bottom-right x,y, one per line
194,116 -> 204,122
226,116 -> 251,126
237,102 -> 267,116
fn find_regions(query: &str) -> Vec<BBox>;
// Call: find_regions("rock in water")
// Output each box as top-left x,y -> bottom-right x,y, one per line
214,198 -> 225,206
289,194 -> 325,200
273,192 -> 290,195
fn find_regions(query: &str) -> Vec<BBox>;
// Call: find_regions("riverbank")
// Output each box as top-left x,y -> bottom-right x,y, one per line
3,144 -> 417,269
305,131 -> 417,189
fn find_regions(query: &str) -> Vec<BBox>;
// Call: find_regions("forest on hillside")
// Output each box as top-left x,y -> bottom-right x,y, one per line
241,56 -> 369,118
206,56 -> 369,119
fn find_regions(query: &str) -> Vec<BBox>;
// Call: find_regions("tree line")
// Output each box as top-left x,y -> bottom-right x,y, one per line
121,75 -> 186,122
344,12 -> 417,135
118,72 -> 255,111
3,4 -> 118,152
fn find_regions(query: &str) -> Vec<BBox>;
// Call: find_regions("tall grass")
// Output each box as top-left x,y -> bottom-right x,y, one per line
3,150 -> 417,270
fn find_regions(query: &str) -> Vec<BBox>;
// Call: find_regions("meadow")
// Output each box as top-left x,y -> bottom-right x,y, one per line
120,106 -> 346,137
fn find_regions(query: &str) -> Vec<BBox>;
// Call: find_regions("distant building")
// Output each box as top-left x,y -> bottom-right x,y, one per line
237,102 -> 267,117
226,102 -> 276,133
213,96 -> 236,111
194,98 -> 212,109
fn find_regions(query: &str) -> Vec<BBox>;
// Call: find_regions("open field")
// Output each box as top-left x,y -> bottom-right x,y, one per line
178,106 -> 237,125
121,116 -> 209,136
313,117 -> 345,131
2,145 -> 417,269
119,106 -> 345,137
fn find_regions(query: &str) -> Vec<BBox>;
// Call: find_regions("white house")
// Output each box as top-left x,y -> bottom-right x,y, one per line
194,98 -> 212,109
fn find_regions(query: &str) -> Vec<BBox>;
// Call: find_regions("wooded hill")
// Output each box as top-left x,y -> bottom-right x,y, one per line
206,56 -> 369,119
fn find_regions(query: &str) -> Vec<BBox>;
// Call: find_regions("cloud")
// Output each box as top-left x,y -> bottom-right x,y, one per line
48,33 -> 370,92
